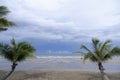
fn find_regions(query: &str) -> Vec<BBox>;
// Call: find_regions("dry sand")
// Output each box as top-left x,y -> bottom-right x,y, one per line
0,70 -> 120,80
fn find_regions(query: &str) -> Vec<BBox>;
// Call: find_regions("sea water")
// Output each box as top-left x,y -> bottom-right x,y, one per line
0,56 -> 120,72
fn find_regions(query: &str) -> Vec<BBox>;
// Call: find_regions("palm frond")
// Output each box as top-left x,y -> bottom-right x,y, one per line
0,6 -> 9,17
83,53 -> 98,63
0,43 -> 14,62
111,47 -> 120,56
0,6 -> 15,31
79,39 -> 116,64
0,38 -> 36,63
102,53 -> 112,61
89,55 -> 98,62
0,18 -> 15,27
81,45 -> 93,54
92,38 -> 99,51
0,27 -> 7,31
100,40 -> 111,54
83,53 -> 92,63
11,38 -> 16,46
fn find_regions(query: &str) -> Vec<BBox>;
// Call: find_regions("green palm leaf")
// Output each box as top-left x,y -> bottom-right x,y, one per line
0,6 -> 9,17
0,18 -> 15,27
0,38 -> 36,62
80,38 -> 119,63
0,6 -> 15,31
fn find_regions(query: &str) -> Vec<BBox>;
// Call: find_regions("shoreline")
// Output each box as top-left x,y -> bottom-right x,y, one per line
0,56 -> 120,72
1,69 -> 120,73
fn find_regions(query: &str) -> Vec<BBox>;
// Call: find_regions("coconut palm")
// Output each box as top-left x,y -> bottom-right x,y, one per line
0,38 -> 36,80
80,38 -> 119,80
0,6 -> 15,31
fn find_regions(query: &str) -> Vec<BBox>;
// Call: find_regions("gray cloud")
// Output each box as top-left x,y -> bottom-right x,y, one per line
1,0 -> 120,42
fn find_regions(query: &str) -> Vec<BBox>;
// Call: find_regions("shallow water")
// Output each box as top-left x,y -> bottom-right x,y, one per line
0,56 -> 120,72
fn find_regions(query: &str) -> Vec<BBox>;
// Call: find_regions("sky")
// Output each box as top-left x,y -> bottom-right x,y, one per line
0,0 -> 120,55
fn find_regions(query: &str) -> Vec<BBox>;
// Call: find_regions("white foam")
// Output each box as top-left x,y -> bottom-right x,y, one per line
36,56 -> 82,59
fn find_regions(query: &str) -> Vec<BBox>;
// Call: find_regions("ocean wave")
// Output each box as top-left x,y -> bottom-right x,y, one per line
36,56 -> 83,58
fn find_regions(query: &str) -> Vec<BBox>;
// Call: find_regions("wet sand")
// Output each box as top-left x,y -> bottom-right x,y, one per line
0,70 -> 120,80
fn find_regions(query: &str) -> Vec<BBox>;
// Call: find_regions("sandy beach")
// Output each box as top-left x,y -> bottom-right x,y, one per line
0,70 -> 120,80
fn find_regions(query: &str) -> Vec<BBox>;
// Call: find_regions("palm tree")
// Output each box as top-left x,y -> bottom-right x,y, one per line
0,38 -> 36,80
0,6 -> 15,31
80,38 -> 119,80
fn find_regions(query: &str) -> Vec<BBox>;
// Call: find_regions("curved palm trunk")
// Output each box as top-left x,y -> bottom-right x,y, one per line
98,63 -> 110,80
98,62 -> 104,80
1,63 -> 17,80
